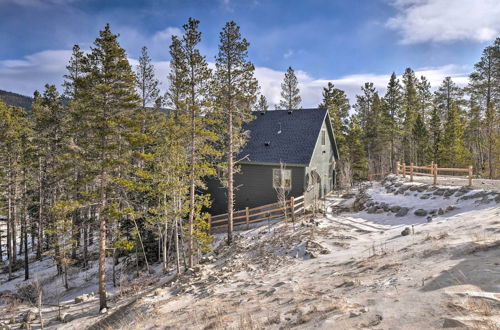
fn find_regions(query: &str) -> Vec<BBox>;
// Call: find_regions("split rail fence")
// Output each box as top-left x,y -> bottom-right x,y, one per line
395,161 -> 473,186
208,195 -> 305,231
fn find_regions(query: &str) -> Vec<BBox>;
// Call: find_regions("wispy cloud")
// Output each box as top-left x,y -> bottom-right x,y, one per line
386,0 -> 500,44
152,27 -> 182,43
0,49 -> 470,109
1,0 -> 79,7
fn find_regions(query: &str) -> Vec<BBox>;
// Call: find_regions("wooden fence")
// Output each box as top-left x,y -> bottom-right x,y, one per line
208,195 -> 305,231
396,161 -> 473,186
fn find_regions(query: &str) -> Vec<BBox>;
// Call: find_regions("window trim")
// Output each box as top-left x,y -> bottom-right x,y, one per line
273,168 -> 292,190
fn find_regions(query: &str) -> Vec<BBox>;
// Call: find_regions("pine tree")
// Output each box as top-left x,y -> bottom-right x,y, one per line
354,82 -> 376,131
212,21 -> 258,245
346,115 -> 368,181
78,24 -> 140,311
279,66 -> 301,110
416,75 -> 433,121
255,94 -> 269,112
434,77 -> 464,121
469,39 -> 500,178
441,102 -> 471,167
429,106 -> 443,164
401,68 -> 419,164
179,18 -> 217,268
383,73 -> 403,171
412,113 -> 429,165
135,46 -> 160,108
63,45 -> 85,98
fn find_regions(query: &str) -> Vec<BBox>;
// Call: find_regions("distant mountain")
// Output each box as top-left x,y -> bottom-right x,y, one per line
0,90 -> 33,109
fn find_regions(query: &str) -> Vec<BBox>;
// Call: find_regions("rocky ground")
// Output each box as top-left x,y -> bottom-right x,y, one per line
1,176 -> 499,329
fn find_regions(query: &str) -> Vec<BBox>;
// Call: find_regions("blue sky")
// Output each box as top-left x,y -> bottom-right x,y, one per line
1,0 -> 499,106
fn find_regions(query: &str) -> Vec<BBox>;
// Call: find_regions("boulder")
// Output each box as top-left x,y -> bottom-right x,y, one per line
375,209 -> 385,214
23,311 -> 36,322
429,209 -> 437,215
380,202 -> 390,211
414,209 -> 428,216
438,208 -> 445,215
420,194 -> 430,200
401,227 -> 411,236
367,206 -> 378,214
59,313 -> 75,323
389,205 -> 401,213
395,207 -> 409,217
426,216 -> 433,223
444,189 -> 458,197
445,205 -> 456,212
417,185 -> 428,192
433,188 -> 446,196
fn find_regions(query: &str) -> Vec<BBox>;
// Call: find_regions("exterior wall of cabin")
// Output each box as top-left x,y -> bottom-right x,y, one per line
305,117 -> 336,201
207,164 -> 305,215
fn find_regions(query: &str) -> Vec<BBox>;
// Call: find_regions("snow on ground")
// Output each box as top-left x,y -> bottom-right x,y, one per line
1,176 -> 499,329
409,174 -> 500,191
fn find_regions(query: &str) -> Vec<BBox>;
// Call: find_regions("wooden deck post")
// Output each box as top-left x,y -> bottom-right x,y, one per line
402,162 -> 406,178
245,207 -> 249,229
291,197 -> 295,222
433,163 -> 437,185
396,161 -> 400,176
468,166 -> 473,186
410,162 -> 414,182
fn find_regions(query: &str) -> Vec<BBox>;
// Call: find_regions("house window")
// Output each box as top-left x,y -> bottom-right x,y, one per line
273,168 -> 292,190
321,130 -> 326,145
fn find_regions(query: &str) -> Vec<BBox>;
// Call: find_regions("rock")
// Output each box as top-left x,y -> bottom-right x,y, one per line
420,194 -> 430,200
365,200 -> 376,208
445,205 -> 456,212
390,205 -> 401,213
444,189 -> 458,197
409,185 -> 419,191
366,206 -> 378,214
23,311 -> 36,322
0,322 -> 10,330
438,208 -> 445,215
307,250 -> 318,259
442,318 -> 468,328
395,207 -> 409,217
75,293 -> 93,304
417,185 -> 428,192
433,188 -> 446,196
414,209 -> 427,216
495,194 -> 500,203
349,310 -> 361,318
401,227 -> 411,236
148,268 -> 156,275
429,209 -> 437,215
426,216 -> 433,223
100,308 -> 108,314
59,313 -> 75,323
380,202 -> 390,211
375,209 -> 385,214
426,185 -> 438,191
20,323 -> 30,329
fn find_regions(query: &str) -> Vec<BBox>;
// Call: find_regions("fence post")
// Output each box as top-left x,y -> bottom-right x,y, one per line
402,162 -> 406,178
468,166 -> 473,186
410,162 -> 414,182
245,207 -> 249,229
291,197 -> 295,222
396,161 -> 400,176
433,163 -> 437,185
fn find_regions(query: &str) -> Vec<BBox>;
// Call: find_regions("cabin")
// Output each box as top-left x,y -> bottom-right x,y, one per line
207,108 -> 339,215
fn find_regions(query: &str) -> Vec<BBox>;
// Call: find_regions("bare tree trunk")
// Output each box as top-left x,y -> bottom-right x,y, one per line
98,170 -> 108,311
132,217 -> 149,273
227,109 -> 234,245
174,214 -> 180,276
37,281 -> 44,330
23,180 -> 29,281
37,157 -> 43,260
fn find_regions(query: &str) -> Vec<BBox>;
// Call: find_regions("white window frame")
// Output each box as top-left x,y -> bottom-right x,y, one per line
273,168 -> 292,190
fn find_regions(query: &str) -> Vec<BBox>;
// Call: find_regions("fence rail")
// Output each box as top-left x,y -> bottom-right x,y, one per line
208,195 -> 305,231
395,161 -> 473,186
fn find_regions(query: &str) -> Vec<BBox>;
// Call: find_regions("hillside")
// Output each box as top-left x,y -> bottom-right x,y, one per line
1,175 -> 498,329
0,89 -> 33,109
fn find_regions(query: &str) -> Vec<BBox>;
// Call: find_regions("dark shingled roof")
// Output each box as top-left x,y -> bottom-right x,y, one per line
238,108 -> 329,166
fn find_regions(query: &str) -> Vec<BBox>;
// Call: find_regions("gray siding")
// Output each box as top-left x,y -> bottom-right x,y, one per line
207,164 -> 305,215
305,117 -> 337,199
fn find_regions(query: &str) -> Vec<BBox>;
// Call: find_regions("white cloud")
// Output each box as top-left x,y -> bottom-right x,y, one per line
152,27 -> 182,42
0,49 -> 469,109
386,0 -> 500,44
283,50 -> 294,59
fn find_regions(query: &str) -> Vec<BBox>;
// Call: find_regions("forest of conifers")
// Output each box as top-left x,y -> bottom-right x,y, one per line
0,18 -> 499,311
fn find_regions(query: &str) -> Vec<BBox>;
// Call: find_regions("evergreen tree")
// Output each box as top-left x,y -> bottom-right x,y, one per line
346,115 -> 368,181
255,94 -> 269,112
469,39 -> 500,178
178,18 -> 217,268
412,113 -> 429,165
401,68 -> 419,164
318,82 -> 350,187
441,102 -> 471,167
279,66 -> 301,110
429,106 -> 443,164
416,75 -> 433,121
135,46 -> 160,108
77,24 -> 140,311
212,21 -> 258,245
383,73 -> 403,171
354,82 -> 376,131
63,45 -> 85,98
434,77 -> 464,120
